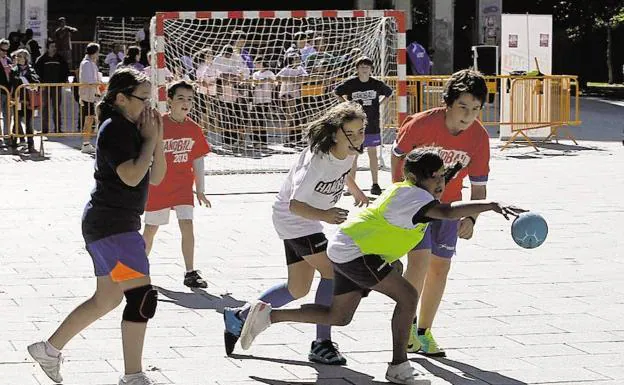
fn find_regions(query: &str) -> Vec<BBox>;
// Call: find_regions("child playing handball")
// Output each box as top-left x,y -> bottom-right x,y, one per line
142,80 -> 211,288
28,67 -> 167,385
391,69 -> 491,357
223,101 -> 369,365
239,147 -> 524,384
335,56 -> 393,196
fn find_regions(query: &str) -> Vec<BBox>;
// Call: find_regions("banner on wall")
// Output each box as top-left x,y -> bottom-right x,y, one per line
23,0 -> 47,49
499,14 -> 553,140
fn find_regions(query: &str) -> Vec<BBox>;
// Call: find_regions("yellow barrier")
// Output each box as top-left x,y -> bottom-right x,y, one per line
0,85 -> 10,141
7,82 -> 104,153
379,75 -> 580,150
503,76 -> 580,150
2,75 -> 580,154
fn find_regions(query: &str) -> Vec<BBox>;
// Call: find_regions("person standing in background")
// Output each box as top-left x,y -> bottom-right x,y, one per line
54,17 -> 78,69
35,40 -> 70,134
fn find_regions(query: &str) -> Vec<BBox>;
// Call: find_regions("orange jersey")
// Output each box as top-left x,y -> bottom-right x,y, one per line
145,114 -> 210,211
392,107 -> 490,203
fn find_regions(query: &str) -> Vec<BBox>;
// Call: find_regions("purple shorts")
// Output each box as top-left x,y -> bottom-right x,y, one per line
413,219 -> 460,258
86,231 -> 149,282
363,133 -> 381,148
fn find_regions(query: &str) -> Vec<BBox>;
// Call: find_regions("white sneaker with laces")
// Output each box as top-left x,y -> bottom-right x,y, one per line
27,341 -> 63,383
81,143 -> 96,154
239,300 -> 272,350
385,361 -> 420,385
118,372 -> 156,385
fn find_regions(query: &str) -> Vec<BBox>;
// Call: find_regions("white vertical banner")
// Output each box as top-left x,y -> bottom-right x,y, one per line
500,14 -> 553,140
23,0 -> 47,49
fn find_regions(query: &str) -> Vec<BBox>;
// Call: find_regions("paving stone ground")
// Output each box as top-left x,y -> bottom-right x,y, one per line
1,98 -> 623,385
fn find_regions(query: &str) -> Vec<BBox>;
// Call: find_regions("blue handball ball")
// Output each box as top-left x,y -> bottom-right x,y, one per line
511,212 -> 548,249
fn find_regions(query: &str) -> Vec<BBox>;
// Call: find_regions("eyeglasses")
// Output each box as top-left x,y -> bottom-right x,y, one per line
127,94 -> 151,103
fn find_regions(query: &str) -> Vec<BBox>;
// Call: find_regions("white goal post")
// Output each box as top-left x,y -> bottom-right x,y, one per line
150,10 -> 407,175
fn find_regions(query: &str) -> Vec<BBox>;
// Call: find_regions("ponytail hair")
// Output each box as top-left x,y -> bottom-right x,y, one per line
306,101 -> 367,154
123,46 -> 141,65
97,67 -> 149,122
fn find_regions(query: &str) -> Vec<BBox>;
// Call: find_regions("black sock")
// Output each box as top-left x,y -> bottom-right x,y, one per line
417,328 -> 427,336
412,317 -> 418,325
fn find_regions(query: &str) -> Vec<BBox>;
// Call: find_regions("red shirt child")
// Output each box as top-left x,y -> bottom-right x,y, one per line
145,113 -> 210,211
392,107 -> 490,203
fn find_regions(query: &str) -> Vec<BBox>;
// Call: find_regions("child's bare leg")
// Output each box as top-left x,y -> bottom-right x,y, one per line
371,269 -> 419,364
142,224 -> 159,256
367,146 -> 379,185
270,291 -> 362,326
48,276 -> 124,350
178,219 -> 194,272
119,276 -> 154,375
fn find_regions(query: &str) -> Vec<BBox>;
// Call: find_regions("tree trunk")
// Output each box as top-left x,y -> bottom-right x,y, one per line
607,24 -> 614,84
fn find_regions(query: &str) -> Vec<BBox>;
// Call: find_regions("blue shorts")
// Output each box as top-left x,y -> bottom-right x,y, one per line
363,133 -> 381,148
86,231 -> 150,282
413,219 -> 460,258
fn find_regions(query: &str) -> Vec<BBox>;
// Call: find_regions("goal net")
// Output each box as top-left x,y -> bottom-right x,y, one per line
151,10 -> 407,175
95,16 -> 151,73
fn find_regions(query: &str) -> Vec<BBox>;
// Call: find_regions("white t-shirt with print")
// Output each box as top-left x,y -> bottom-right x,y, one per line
252,70 -> 276,104
277,65 -> 307,98
272,148 -> 355,240
197,63 -> 218,96
328,186 -> 435,263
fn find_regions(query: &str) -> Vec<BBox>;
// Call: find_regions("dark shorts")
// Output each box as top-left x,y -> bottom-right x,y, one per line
333,254 -> 395,297
284,232 -> 328,265
86,231 -> 149,282
412,219 -> 460,258
363,133 -> 381,148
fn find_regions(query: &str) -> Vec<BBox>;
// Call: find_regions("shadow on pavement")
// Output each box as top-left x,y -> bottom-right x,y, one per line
155,286 -> 246,314
229,354 -> 430,385
412,357 -> 527,385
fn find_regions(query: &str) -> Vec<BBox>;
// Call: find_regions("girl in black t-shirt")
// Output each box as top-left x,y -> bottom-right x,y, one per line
28,67 -> 167,385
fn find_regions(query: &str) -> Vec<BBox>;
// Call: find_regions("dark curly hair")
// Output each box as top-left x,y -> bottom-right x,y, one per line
307,101 -> 367,155
442,69 -> 488,107
403,147 -> 444,183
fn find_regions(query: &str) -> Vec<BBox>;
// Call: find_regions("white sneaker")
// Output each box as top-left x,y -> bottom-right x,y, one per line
385,361 -> 420,385
239,300 -> 272,350
118,372 -> 156,385
81,143 -> 96,154
27,341 -> 63,383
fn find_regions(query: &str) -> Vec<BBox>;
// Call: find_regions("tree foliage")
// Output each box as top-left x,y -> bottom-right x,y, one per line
553,0 -> 624,40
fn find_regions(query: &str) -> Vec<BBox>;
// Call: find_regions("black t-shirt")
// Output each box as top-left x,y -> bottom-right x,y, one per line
334,76 -> 393,134
82,112 -> 149,243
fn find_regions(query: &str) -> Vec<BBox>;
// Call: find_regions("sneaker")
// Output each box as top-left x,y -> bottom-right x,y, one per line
385,361 -> 420,385
81,143 -> 96,154
239,300 -> 272,350
371,183 -> 382,196
417,328 -> 446,357
27,341 -> 63,383
118,372 -> 156,385
406,324 -> 421,353
223,307 -> 244,355
308,339 -> 347,365
184,270 -> 207,288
